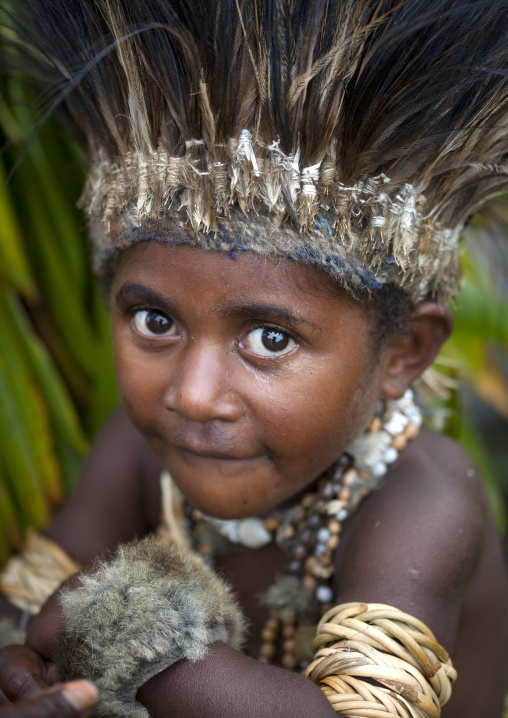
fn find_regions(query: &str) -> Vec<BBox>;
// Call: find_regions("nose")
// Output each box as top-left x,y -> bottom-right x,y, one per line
164,341 -> 242,423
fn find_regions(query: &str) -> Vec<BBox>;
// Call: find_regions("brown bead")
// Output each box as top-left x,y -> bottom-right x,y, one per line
311,563 -> 334,579
259,642 -> 276,660
261,627 -> 278,642
280,525 -> 295,541
338,486 -> 350,502
368,417 -> 383,433
343,468 -> 358,486
301,493 -> 317,508
327,519 -> 341,535
281,653 -> 298,669
319,553 -> 332,566
280,608 -> 296,625
282,624 -> 295,639
292,506 -> 305,523
305,555 -> 317,573
264,517 -> 279,532
392,434 -> 408,451
265,617 -> 279,632
404,422 -> 419,440
327,534 -> 339,551
303,574 -> 317,593
282,639 -> 295,654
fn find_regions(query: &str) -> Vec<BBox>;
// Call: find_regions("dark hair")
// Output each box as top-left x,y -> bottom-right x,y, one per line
362,284 -> 415,350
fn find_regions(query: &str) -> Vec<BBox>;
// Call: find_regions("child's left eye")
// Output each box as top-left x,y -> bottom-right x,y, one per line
243,327 -> 296,357
132,309 -> 177,338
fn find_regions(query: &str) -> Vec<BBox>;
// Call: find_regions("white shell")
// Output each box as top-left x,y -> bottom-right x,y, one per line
384,447 -> 399,464
384,412 -> 409,435
371,462 -> 387,479
316,585 -> 334,603
237,517 -> 272,549
317,527 -> 331,543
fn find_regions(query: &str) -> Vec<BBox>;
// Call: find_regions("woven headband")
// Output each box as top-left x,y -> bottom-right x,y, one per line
85,131 -> 462,302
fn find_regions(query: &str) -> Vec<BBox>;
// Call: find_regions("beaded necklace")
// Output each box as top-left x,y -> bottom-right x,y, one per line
184,389 -> 422,670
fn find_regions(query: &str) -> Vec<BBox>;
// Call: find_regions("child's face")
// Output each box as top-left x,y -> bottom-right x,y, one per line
111,242 -> 384,518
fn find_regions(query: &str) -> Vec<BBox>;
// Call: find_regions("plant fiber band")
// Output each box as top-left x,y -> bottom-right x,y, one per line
305,602 -> 456,717
0,531 -> 80,616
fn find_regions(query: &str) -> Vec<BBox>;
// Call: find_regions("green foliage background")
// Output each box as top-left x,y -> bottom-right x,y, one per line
0,80 -> 119,563
0,78 -> 507,569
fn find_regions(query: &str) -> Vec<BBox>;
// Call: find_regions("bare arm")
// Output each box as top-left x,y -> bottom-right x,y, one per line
334,428 -> 486,653
45,408 -> 163,565
137,643 -> 338,718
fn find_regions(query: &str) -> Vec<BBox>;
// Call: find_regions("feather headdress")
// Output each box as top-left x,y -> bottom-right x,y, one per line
4,0 -> 508,300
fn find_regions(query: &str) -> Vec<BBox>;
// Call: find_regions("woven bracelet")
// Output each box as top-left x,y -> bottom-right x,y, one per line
0,531 -> 80,616
305,602 -> 457,718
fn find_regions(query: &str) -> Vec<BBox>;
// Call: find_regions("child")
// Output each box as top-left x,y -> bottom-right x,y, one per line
0,1 -> 508,716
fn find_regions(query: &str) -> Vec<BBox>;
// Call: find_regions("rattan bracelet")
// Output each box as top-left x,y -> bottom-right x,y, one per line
305,602 -> 457,718
0,531 -> 80,615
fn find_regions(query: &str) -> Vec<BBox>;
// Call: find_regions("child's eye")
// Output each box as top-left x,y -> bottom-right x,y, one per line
132,309 -> 177,338
244,327 -> 296,357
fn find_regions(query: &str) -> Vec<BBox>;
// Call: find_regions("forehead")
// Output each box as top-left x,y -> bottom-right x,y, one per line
112,241 -> 370,330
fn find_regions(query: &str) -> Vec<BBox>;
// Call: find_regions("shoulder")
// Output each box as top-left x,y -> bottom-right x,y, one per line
334,428 -> 488,647
350,427 -> 488,557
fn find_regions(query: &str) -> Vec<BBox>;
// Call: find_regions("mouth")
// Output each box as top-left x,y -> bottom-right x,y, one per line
151,420 -> 263,461
170,442 -> 266,462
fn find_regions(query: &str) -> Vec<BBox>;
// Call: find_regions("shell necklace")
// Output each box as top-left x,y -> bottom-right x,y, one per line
186,389 -> 422,669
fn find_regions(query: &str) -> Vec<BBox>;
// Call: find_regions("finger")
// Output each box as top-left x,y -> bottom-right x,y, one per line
0,682 -> 99,718
0,667 -> 48,703
0,646 -> 48,702
60,681 -> 100,713
44,664 -> 58,687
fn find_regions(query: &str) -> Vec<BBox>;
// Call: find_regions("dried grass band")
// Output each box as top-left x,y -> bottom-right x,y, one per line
0,530 -> 80,615
305,602 -> 456,717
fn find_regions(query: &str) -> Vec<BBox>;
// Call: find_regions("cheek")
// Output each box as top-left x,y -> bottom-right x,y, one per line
255,353 -> 380,476
112,324 -> 161,424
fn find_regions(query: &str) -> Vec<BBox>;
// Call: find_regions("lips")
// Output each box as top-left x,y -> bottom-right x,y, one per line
172,443 -> 250,460
154,419 -> 262,461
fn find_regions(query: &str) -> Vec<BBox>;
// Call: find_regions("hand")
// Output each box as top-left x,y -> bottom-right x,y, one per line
0,681 -> 98,718
25,572 -> 85,663
0,646 -> 52,705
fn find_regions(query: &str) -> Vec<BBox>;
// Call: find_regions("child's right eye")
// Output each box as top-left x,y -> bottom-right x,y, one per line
132,309 -> 177,338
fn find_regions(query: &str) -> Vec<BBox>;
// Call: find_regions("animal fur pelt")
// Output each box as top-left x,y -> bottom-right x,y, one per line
3,0 -> 508,300
56,536 -> 246,718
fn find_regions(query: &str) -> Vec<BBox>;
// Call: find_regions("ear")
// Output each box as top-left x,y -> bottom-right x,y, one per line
380,302 -> 454,399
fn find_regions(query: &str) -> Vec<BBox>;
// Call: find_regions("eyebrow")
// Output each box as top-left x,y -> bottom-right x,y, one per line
115,282 -> 176,310
214,299 -> 321,333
